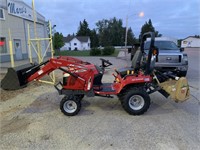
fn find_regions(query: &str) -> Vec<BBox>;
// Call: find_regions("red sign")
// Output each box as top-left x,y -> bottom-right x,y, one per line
0,41 -> 5,46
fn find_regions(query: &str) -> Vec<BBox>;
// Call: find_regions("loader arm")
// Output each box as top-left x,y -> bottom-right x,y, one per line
28,57 -> 95,82
1,56 -> 96,90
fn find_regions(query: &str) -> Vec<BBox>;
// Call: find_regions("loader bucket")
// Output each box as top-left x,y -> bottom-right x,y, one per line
1,63 -> 39,90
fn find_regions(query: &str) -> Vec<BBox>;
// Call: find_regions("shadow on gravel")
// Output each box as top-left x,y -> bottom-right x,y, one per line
78,100 -> 95,116
22,92 -> 60,114
1,116 -> 31,135
79,97 -> 124,116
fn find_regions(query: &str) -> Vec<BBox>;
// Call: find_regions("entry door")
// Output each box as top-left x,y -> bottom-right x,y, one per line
14,39 -> 23,60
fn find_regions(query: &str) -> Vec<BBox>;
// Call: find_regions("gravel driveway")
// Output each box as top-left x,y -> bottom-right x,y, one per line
0,51 -> 199,150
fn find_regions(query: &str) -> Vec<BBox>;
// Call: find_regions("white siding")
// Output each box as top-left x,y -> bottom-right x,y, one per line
70,38 -> 81,50
60,43 -> 70,51
61,37 -> 91,51
181,37 -> 200,48
81,39 -> 91,50
0,0 -> 48,62
0,7 -> 25,55
60,41 -> 74,51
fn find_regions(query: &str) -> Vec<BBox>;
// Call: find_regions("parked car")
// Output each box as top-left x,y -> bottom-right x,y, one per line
144,39 -> 188,77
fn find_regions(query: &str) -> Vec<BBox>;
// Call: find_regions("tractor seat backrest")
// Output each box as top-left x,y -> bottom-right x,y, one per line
116,50 -> 143,78
131,50 -> 143,70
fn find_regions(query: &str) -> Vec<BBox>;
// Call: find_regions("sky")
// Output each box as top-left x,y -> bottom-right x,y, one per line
25,0 -> 200,39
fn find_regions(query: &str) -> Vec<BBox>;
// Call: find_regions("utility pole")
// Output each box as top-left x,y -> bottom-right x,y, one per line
124,12 -> 144,55
125,16 -> 128,52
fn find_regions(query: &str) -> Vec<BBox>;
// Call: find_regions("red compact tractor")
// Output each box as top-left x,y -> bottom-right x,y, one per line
1,32 -> 190,116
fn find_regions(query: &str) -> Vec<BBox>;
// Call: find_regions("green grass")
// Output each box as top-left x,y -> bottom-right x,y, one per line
55,50 -> 90,56
112,49 -> 119,57
55,49 -> 119,57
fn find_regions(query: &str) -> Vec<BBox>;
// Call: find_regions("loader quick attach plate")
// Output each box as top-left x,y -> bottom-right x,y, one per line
1,63 -> 39,90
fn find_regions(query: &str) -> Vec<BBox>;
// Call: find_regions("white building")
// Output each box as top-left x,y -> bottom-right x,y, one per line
0,0 -> 48,62
181,36 -> 200,48
61,36 -> 91,51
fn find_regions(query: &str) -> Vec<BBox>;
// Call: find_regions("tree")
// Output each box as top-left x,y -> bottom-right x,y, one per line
139,19 -> 162,39
46,21 -> 56,37
75,17 -> 137,48
76,19 -> 91,36
90,29 -> 99,47
76,19 -> 100,48
177,39 -> 182,47
96,17 -> 129,46
108,17 -> 124,46
127,27 -> 137,46
53,32 -> 64,50
96,19 -> 111,46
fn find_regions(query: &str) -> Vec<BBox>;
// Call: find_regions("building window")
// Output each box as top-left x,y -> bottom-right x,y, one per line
0,37 -> 7,53
183,41 -> 187,44
74,43 -> 77,46
0,8 -> 5,20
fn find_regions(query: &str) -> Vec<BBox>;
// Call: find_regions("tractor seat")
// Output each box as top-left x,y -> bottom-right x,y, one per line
117,50 -> 143,78
117,67 -> 135,77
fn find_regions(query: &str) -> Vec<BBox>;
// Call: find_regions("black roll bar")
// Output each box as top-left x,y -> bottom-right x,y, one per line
140,32 -> 155,75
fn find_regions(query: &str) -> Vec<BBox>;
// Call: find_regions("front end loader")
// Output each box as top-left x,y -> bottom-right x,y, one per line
1,32 -> 190,116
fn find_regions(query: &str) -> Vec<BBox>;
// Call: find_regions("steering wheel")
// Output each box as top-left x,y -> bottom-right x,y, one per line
100,58 -> 112,68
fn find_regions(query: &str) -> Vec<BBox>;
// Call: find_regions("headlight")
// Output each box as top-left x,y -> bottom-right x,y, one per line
183,54 -> 188,64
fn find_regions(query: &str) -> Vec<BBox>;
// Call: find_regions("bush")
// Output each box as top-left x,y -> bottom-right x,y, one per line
90,48 -> 101,56
102,46 -> 115,55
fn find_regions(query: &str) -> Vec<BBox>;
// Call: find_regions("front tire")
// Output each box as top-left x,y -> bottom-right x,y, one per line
122,88 -> 150,115
76,94 -> 84,100
60,96 -> 81,116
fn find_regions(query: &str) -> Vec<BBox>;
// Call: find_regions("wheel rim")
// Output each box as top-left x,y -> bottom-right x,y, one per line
63,100 -> 77,113
129,95 -> 145,110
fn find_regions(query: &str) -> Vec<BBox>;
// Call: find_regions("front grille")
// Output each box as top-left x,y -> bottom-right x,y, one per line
158,55 -> 181,63
179,55 -> 181,62
160,67 -> 176,71
155,67 -> 177,72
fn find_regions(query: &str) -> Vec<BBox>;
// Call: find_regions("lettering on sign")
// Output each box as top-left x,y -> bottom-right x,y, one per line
8,2 -> 27,14
7,0 -> 35,21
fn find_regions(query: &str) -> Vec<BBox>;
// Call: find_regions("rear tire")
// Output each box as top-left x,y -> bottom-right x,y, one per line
122,87 -> 150,115
117,92 -> 125,103
60,96 -> 81,116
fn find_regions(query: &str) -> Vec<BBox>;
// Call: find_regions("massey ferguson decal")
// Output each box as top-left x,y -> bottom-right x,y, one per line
132,77 -> 150,82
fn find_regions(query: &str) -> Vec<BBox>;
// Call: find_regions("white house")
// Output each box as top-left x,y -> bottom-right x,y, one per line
61,36 -> 91,51
181,36 -> 200,48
